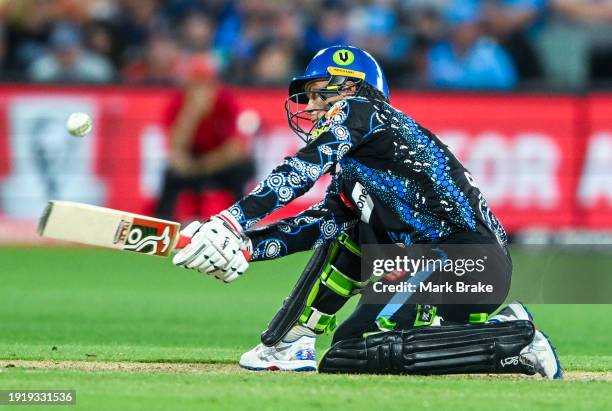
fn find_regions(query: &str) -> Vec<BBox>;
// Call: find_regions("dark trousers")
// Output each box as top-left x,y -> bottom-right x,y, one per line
154,159 -> 255,221
327,229 -> 512,345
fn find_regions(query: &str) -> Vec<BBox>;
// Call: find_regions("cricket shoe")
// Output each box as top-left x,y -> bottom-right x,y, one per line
490,302 -> 562,379
239,336 -> 317,371
519,330 -> 563,379
488,301 -> 533,323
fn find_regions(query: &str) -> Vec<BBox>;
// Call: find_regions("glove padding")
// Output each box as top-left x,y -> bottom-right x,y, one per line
173,213 -> 251,283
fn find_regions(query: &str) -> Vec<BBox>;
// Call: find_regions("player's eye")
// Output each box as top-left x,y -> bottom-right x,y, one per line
307,91 -> 319,101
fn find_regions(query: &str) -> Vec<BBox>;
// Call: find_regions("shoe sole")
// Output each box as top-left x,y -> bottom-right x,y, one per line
239,360 -> 317,372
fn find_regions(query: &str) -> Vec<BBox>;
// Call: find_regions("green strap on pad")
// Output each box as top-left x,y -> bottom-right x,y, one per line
413,307 -> 489,327
337,232 -> 361,256
319,233 -> 364,298
413,305 -> 438,327
298,233 -> 362,334
320,264 -> 367,298
376,316 -> 397,331
469,313 -> 489,324
299,306 -> 337,334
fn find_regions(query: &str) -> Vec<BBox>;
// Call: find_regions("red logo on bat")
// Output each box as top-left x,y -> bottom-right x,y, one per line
123,219 -> 178,256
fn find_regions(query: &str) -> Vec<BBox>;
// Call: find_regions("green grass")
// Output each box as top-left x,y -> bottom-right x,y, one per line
0,247 -> 611,410
2,369 -> 610,411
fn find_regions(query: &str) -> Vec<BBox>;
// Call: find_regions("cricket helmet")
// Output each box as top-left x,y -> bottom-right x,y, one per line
288,45 -> 389,103
285,45 -> 389,142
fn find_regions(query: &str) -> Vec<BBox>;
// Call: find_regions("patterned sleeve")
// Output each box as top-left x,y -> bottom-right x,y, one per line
227,98 -> 369,230
245,177 -> 358,261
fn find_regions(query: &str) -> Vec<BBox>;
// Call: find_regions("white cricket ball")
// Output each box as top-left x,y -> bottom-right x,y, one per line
66,112 -> 92,137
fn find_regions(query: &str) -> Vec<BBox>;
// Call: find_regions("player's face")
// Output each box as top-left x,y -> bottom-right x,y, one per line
287,78 -> 358,143
305,80 -> 343,123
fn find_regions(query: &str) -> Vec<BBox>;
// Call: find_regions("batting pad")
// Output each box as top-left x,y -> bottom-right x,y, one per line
319,320 -> 536,375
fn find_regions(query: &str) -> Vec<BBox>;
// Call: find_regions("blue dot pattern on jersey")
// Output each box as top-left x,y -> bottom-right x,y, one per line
339,104 -> 477,244
395,112 -> 476,232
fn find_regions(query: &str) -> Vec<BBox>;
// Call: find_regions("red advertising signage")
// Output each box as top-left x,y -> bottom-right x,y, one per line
581,94 -> 612,228
0,85 -> 611,238
397,93 -> 581,231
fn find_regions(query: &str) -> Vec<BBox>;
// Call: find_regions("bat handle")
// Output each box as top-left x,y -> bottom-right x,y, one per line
175,234 -> 192,250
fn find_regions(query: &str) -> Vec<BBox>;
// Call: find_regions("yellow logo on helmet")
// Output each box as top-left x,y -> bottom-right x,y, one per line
332,49 -> 355,66
327,66 -> 365,79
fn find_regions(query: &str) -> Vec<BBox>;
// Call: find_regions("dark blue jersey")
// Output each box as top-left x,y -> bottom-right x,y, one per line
228,96 -> 507,261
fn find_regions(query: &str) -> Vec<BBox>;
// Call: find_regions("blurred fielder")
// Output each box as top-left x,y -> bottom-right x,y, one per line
173,45 -> 562,379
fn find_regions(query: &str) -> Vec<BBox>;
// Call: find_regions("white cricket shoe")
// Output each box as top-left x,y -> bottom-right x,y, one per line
239,336 -> 317,371
519,330 -> 563,379
490,301 -> 563,379
488,301 -> 533,323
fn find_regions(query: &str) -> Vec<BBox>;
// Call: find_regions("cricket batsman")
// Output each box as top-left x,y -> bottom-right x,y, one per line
172,45 -> 562,379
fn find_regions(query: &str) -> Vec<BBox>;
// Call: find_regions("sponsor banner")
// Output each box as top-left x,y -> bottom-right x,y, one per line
580,94 -> 612,228
0,85 -> 611,243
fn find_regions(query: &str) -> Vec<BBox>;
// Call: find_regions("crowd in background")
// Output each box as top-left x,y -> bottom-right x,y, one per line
1,0 -> 612,90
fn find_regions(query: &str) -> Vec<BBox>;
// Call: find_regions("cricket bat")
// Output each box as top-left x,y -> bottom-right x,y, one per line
37,201 -> 191,256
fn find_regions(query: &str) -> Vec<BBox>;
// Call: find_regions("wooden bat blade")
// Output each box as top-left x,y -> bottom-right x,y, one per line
38,201 -> 182,257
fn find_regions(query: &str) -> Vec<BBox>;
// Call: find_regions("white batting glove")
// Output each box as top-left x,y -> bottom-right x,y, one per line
173,211 -> 252,283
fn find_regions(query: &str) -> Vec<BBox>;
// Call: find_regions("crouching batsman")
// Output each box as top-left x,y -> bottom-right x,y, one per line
172,46 -> 562,379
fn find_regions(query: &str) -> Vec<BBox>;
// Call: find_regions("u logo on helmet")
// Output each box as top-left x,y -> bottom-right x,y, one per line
332,49 -> 355,65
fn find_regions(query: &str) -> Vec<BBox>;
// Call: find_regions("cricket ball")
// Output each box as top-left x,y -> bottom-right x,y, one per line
66,112 -> 92,138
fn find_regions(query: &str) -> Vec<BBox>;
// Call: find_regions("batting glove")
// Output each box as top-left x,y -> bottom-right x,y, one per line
173,211 -> 252,283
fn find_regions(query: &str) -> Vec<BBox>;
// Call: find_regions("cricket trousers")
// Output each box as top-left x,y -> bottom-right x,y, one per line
298,223 -> 513,345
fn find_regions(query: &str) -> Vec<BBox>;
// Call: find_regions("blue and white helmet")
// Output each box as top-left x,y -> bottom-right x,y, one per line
288,45 -> 389,103
286,45 -> 389,142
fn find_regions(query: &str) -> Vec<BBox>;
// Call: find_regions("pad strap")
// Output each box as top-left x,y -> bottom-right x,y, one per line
320,264 -> 367,297
376,316 -> 397,331
469,313 -> 489,324
318,232 -> 364,297
299,307 -> 337,334
337,232 -> 361,256
413,305 -> 437,327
